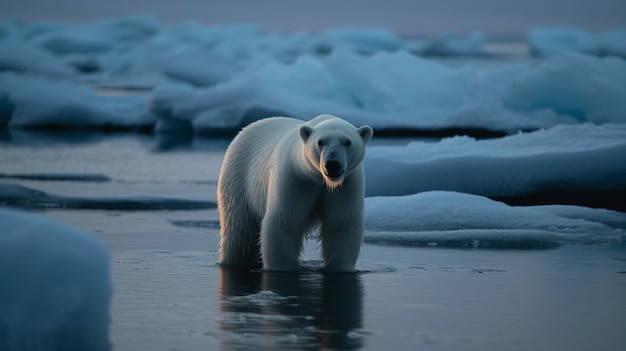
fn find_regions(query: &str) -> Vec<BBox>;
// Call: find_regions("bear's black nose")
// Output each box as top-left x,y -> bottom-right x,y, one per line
325,161 -> 342,178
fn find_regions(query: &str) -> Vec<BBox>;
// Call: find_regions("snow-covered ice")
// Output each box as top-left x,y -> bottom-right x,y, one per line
365,123 -> 626,197
0,40 -> 75,77
0,208 -> 111,351
151,51 -> 626,132
528,27 -> 626,58
2,15 -> 625,133
0,73 -> 153,129
2,51 -> 624,132
364,191 -> 626,248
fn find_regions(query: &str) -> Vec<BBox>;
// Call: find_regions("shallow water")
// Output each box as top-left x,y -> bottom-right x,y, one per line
1,134 -> 625,351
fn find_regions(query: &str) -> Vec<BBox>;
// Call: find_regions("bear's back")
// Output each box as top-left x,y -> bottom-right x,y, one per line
221,117 -> 304,215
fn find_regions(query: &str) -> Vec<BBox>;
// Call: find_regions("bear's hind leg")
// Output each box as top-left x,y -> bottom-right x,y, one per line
218,207 -> 262,269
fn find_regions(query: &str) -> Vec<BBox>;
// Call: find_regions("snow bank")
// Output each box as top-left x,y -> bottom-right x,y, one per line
0,15 -> 625,133
3,51 -> 625,133
528,27 -> 626,57
0,15 -> 484,87
0,73 -> 153,129
407,32 -> 486,56
0,40 -> 75,77
152,52 -> 626,133
365,123 -> 626,197
0,209 -> 111,351
364,191 -> 626,248
503,54 -> 626,123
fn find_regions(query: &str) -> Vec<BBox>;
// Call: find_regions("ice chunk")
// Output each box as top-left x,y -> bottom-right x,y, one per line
364,191 -> 625,248
597,29 -> 626,58
503,53 -> 626,123
154,51 -> 626,133
0,73 -> 153,129
0,209 -> 111,350
30,14 -> 160,55
314,27 -> 404,54
409,32 -> 486,56
528,27 -> 626,58
528,27 -> 598,55
0,40 -> 74,77
365,123 -> 626,197
152,50 -> 567,133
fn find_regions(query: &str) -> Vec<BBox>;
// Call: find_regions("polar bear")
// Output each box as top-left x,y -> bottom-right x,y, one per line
217,114 -> 373,272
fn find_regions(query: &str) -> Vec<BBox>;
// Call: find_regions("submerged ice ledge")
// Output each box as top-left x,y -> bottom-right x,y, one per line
0,183 -> 216,210
0,172 -> 111,182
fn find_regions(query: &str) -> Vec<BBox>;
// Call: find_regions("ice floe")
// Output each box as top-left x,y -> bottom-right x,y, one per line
2,15 -> 624,133
0,73 -> 153,129
0,208 -> 111,350
364,191 -> 626,249
364,123 -> 626,198
528,27 -> 626,58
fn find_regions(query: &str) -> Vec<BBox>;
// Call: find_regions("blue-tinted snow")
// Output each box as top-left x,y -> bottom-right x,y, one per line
528,27 -> 626,57
364,191 -> 626,248
2,51 -> 625,131
0,73 -> 153,129
0,208 -> 111,351
0,40 -> 74,77
152,51 -> 626,132
365,123 -> 626,197
1,15 -> 625,132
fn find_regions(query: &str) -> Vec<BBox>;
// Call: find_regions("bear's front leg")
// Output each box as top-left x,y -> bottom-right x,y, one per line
260,206 -> 306,272
320,177 -> 365,272
320,212 -> 363,272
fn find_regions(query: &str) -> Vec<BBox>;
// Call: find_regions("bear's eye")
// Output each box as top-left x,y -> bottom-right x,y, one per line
343,140 -> 352,147
317,139 -> 325,147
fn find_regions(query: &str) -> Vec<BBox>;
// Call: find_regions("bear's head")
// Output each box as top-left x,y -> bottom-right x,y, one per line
299,116 -> 373,189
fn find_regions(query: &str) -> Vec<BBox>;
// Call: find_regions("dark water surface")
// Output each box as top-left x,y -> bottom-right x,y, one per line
1,134 -> 625,351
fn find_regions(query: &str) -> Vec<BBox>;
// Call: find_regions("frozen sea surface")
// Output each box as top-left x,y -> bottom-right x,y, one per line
1,134 -> 625,351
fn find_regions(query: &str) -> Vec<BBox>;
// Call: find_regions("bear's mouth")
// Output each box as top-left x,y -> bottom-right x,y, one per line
324,161 -> 343,178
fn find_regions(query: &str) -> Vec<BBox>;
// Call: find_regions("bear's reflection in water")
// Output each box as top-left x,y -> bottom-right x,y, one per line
218,267 -> 364,350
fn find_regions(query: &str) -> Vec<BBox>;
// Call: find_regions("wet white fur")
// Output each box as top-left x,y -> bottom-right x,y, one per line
217,114 -> 373,271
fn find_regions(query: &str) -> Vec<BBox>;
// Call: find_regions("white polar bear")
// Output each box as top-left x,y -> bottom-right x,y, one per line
217,114 -> 373,272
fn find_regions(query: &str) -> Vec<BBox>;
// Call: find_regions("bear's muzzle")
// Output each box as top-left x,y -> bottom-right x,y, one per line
324,160 -> 343,178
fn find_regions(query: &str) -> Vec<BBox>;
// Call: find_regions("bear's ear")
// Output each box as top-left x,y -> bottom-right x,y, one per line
358,125 -> 374,144
299,125 -> 314,142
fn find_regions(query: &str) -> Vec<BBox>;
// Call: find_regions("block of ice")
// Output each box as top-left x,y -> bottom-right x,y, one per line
528,27 -> 598,55
503,53 -> 626,123
528,27 -> 626,58
411,32 -> 486,56
364,191 -> 626,248
30,14 -> 160,55
0,209 -> 111,351
314,27 -> 404,54
0,40 -> 74,77
365,123 -> 626,197
0,73 -> 153,129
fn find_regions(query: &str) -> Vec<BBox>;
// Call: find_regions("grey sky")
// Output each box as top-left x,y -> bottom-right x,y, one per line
1,0 -> 624,36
